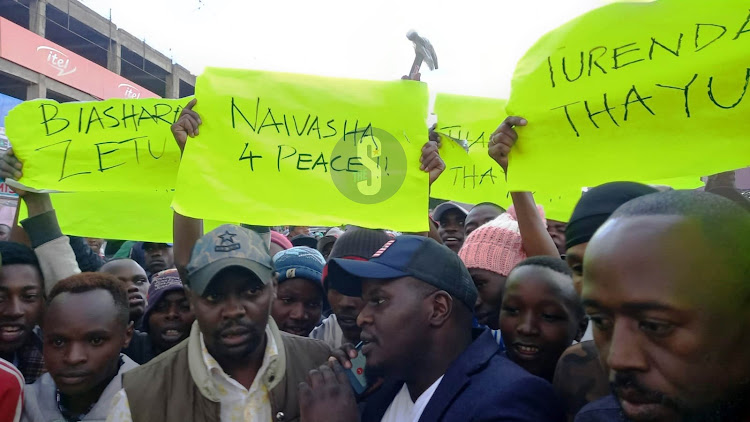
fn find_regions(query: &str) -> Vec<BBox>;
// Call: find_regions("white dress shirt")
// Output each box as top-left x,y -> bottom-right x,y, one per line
380,376 -> 444,422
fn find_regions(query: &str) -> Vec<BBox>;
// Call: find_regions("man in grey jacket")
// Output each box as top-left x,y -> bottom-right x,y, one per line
0,150 -> 88,385
22,272 -> 137,422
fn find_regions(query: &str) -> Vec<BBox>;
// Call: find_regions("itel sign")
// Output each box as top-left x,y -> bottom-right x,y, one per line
118,83 -> 142,99
37,46 -> 77,77
0,17 -> 157,100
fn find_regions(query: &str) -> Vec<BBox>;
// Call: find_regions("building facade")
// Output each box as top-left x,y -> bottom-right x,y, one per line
0,0 -> 195,103
0,0 -> 195,211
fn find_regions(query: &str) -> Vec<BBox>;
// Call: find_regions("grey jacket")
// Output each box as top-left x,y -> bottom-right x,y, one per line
21,354 -> 138,422
20,210 -> 81,293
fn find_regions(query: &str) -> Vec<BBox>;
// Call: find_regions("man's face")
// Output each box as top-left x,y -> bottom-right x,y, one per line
465,205 -> 501,236
271,278 -> 323,337
546,220 -> 567,256
358,277 -> 432,378
0,264 -> 44,357
327,288 -> 365,343
86,238 -> 104,254
289,227 -> 310,238
469,267 -> 506,330
565,242 -> 587,296
101,260 -> 150,322
147,290 -> 194,353
190,267 -> 274,363
43,290 -> 132,396
144,244 -> 175,274
583,216 -> 750,422
0,225 -> 11,241
500,266 -> 582,381
438,209 -> 466,252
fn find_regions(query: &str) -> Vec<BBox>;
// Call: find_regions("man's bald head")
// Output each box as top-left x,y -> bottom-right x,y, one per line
100,259 -> 150,322
611,190 -> 748,233
582,191 -> 750,422
100,258 -> 146,275
610,190 -> 750,292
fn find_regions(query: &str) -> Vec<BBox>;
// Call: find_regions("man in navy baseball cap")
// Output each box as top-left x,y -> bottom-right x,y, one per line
306,235 -> 564,422
327,235 -> 476,309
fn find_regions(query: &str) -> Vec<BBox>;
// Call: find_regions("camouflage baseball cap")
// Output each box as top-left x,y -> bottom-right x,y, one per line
186,224 -> 273,296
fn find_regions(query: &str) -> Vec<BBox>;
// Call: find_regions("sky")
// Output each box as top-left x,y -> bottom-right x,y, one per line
79,0 -> 611,100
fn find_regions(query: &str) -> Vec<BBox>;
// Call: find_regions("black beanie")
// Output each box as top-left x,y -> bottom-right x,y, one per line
324,227 -> 391,292
565,182 -> 658,250
327,227 -> 391,261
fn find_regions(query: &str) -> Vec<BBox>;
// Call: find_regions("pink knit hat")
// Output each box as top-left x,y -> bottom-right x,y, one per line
270,230 -> 293,250
458,205 -> 546,277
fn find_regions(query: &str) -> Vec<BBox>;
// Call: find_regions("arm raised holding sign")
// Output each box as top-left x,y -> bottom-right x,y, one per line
400,127 -> 446,243
489,116 -> 560,258
0,150 -> 106,276
488,116 -> 525,175
0,149 -> 86,291
170,99 -> 205,279
420,134 -> 445,186
170,98 -> 200,153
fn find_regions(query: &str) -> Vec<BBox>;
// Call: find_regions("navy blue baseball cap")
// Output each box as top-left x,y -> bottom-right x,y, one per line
327,235 -> 477,310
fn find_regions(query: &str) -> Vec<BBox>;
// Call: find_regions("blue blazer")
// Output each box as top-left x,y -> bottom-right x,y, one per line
361,329 -> 566,422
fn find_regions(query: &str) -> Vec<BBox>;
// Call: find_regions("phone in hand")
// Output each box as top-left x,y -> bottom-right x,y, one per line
345,342 -> 368,395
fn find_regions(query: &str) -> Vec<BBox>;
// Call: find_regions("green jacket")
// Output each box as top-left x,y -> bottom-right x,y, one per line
122,319 -> 331,422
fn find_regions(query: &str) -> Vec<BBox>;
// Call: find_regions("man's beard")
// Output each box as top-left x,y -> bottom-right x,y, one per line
612,372 -> 750,422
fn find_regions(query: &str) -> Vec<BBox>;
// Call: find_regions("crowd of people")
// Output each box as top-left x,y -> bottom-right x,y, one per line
0,90 -> 747,422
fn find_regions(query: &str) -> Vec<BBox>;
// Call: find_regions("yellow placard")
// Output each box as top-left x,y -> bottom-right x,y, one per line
647,176 -> 704,190
5,97 -> 191,192
506,0 -> 750,191
431,93 -> 584,222
431,93 -> 508,205
18,190 -> 229,243
529,189 -> 584,223
172,68 -> 430,231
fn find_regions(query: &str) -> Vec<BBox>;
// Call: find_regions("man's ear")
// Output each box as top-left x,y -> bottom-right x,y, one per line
428,291 -> 453,328
123,321 -> 134,348
575,316 -> 589,343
